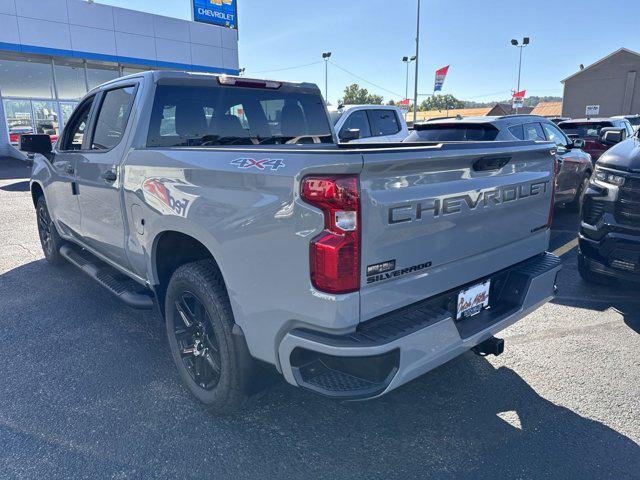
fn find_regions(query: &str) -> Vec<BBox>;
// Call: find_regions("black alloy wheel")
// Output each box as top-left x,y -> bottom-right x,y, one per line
172,291 -> 222,390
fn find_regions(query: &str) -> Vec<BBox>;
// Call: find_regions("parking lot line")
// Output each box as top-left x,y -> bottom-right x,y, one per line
552,238 -> 579,257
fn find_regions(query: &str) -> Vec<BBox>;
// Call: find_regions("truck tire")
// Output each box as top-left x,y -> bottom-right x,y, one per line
35,195 -> 66,266
578,252 -> 615,285
165,260 -> 250,413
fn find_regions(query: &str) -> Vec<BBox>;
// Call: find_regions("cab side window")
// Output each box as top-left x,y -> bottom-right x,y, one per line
60,96 -> 95,151
368,109 -> 401,136
91,86 -> 136,150
542,122 -> 569,147
340,110 -> 371,139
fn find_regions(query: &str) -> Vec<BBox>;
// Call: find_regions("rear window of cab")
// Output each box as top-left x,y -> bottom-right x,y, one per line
147,84 -> 334,147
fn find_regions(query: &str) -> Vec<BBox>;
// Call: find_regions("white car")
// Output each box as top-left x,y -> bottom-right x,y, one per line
612,115 -> 640,133
328,105 -> 409,143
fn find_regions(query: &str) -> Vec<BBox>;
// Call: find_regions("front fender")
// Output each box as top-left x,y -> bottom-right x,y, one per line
29,156 -> 53,206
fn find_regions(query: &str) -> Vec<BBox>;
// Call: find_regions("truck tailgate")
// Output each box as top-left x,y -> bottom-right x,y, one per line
359,141 -> 555,321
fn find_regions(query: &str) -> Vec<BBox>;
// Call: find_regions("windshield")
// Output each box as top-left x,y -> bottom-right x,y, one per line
406,124 -> 499,142
558,122 -> 612,138
147,84 -> 334,147
627,117 -> 640,127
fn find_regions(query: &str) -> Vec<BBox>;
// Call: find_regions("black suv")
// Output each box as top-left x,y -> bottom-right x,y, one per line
579,131 -> 640,283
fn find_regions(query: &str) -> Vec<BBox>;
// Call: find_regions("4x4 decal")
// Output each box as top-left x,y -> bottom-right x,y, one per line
230,157 -> 285,171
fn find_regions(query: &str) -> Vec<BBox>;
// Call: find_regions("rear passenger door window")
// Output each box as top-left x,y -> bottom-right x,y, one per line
508,124 -> 524,140
368,109 -> 400,137
91,86 -> 136,150
340,110 -> 371,139
542,123 -> 569,148
523,122 -> 545,141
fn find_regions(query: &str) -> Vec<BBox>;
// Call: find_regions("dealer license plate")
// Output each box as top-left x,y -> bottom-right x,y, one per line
456,280 -> 491,320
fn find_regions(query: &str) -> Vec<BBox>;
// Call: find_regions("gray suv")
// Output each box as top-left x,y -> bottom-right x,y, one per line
405,115 -> 594,208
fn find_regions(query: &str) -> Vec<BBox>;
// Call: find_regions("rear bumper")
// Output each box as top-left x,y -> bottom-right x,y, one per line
278,253 -> 560,399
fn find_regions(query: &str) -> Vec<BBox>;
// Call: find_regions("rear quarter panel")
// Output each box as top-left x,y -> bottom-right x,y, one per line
121,147 -> 362,365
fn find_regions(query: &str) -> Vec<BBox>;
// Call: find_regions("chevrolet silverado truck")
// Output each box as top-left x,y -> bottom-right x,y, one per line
22,71 -> 561,413
579,130 -> 640,284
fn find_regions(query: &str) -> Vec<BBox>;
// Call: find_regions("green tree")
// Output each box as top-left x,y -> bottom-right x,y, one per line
420,94 -> 464,111
339,84 -> 384,105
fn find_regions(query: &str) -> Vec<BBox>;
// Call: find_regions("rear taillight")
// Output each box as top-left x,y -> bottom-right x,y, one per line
547,155 -> 559,228
301,175 -> 360,294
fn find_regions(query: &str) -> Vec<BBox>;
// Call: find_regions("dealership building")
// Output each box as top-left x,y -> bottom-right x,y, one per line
562,48 -> 640,119
0,0 -> 239,158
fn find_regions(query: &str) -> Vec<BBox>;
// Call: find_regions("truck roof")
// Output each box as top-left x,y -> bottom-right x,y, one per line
93,70 -> 320,93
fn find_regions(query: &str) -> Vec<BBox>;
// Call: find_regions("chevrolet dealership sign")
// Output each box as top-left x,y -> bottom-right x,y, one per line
193,0 -> 237,29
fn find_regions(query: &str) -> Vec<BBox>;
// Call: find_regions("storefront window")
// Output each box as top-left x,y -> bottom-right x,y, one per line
86,64 -> 120,90
54,60 -> 87,100
0,55 -> 55,99
4,99 -> 33,145
32,100 -> 60,137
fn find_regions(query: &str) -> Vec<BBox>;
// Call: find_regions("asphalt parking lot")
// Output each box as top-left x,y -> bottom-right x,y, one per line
0,157 -> 638,479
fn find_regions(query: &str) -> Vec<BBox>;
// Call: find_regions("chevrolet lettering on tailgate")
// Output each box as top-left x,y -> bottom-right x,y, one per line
388,180 -> 549,224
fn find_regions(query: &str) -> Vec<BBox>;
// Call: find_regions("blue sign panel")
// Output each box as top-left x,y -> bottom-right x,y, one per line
193,0 -> 237,29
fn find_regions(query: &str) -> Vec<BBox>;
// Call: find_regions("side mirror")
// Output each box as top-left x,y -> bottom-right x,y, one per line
599,128 -> 624,146
20,134 -> 52,155
339,128 -> 361,142
569,138 -> 585,149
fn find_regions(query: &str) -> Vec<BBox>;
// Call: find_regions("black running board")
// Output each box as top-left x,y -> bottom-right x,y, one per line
60,244 -> 154,310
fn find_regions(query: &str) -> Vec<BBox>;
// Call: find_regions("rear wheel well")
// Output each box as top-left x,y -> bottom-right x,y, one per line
153,231 -> 224,311
31,182 -> 44,207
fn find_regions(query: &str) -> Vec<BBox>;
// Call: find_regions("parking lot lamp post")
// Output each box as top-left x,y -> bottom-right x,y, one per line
413,0 -> 421,125
322,52 -> 332,102
511,37 -> 530,113
402,56 -> 417,101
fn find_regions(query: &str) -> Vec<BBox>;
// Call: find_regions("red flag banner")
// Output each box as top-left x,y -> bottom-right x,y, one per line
434,65 -> 450,92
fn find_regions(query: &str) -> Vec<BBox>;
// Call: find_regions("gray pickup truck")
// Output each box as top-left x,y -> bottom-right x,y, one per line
23,71 -> 560,413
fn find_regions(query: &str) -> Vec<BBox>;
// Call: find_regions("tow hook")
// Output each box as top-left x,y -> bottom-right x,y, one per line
472,336 -> 504,357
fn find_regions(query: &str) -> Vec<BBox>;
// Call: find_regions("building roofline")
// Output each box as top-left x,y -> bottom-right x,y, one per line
561,47 -> 640,83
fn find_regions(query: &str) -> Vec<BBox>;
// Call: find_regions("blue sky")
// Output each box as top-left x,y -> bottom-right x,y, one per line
100,0 -> 640,105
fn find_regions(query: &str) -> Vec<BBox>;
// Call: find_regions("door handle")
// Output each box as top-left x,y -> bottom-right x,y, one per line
101,170 -> 117,182
473,156 -> 511,172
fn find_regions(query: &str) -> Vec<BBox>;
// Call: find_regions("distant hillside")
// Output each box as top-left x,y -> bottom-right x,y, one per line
463,96 -> 562,108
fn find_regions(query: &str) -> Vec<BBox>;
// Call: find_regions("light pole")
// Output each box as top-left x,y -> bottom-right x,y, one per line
402,56 -> 416,101
511,37 -> 530,113
413,0 -> 421,125
322,52 -> 332,102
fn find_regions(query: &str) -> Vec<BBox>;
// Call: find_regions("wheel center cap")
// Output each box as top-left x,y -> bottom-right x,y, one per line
193,339 -> 206,357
